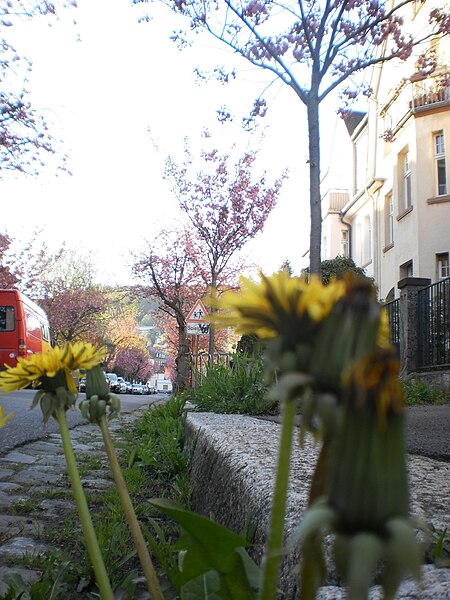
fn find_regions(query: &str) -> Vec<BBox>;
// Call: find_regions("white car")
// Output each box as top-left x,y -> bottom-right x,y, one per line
132,383 -> 144,395
116,377 -> 127,394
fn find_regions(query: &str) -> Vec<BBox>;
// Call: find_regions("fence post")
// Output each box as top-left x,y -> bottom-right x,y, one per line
397,277 -> 431,375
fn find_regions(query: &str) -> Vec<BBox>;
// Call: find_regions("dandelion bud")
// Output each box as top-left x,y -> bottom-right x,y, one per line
310,275 -> 381,394
84,365 -> 121,423
86,365 -> 110,399
328,348 -> 409,533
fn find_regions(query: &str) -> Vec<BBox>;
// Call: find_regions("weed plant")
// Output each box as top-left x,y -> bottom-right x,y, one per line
401,375 -> 449,405
180,353 -> 277,415
126,396 -> 192,506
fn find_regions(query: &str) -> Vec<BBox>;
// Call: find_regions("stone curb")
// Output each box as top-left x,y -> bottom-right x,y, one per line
186,412 -> 450,599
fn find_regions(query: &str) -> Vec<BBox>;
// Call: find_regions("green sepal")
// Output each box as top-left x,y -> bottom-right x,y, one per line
346,532 -> 384,600
31,389 -> 45,410
39,392 -> 55,423
267,372 -> 313,403
380,517 -> 423,599
289,500 -> 336,546
299,532 -> 327,600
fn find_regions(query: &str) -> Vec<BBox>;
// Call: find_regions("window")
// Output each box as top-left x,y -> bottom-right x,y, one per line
384,193 -> 394,246
437,253 -> 450,279
400,260 -> 413,279
402,151 -> 412,210
340,229 -> 349,257
434,131 -> 447,196
0,306 -> 15,331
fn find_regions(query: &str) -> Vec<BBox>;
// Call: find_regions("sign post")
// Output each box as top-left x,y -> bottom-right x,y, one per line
186,300 -> 209,387
186,300 -> 209,328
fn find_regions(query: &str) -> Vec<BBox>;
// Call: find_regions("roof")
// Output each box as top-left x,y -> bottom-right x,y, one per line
343,110 -> 367,136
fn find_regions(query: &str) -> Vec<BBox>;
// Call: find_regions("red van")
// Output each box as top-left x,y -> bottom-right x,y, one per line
0,290 -> 51,369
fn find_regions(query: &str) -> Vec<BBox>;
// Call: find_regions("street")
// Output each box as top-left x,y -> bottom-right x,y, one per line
0,389 -> 165,456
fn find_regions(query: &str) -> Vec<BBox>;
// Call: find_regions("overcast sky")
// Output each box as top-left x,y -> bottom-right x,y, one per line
2,0 -> 352,285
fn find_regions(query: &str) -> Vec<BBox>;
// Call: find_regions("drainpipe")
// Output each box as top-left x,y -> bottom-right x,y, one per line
340,213 -> 353,258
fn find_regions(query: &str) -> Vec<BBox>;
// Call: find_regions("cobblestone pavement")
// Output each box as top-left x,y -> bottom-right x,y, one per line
0,410 -> 152,598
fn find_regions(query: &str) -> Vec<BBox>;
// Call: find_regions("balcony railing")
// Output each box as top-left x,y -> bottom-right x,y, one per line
381,73 -> 450,140
410,85 -> 450,112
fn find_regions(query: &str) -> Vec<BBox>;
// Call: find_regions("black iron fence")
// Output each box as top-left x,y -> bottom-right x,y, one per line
417,278 -> 450,369
384,298 -> 400,350
190,352 -> 232,387
385,278 -> 450,371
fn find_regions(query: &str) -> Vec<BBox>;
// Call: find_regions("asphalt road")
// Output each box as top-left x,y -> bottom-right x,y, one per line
0,389 -> 166,456
2,391 -> 448,462
405,404 -> 450,461
259,403 -> 450,462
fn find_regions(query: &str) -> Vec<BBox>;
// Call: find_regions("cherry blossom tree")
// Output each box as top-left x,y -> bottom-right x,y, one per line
138,0 -> 450,274
164,139 -> 286,354
0,234 -> 19,288
0,0 -> 76,176
0,230 -> 64,293
103,300 -> 151,370
35,247 -> 107,345
40,287 -> 108,345
133,227 -> 210,392
114,347 -> 153,382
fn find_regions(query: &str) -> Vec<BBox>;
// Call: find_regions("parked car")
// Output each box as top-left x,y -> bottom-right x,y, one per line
116,377 -> 127,394
132,383 -> 144,395
106,373 -> 121,393
125,381 -> 133,394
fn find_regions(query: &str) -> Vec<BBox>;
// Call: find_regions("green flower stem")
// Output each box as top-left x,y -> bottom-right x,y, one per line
54,406 -> 113,600
99,416 -> 163,600
259,397 -> 297,600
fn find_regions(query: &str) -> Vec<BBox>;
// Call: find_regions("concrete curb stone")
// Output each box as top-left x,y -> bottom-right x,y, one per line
186,412 -> 450,600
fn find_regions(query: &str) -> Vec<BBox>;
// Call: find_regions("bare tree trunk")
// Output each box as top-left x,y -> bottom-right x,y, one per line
174,320 -> 191,393
208,275 -> 217,363
307,94 -> 322,276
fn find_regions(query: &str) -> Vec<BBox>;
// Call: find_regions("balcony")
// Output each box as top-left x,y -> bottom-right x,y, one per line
410,85 -> 450,112
380,74 -> 450,140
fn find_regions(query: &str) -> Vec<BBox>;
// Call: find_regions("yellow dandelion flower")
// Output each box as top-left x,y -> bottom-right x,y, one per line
59,342 -> 107,372
298,276 -> 346,322
0,356 -> 43,392
211,271 -> 346,340
0,343 -> 106,396
0,405 -> 13,427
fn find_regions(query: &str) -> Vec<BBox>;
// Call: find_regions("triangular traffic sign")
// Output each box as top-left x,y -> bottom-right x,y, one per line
186,299 -> 209,323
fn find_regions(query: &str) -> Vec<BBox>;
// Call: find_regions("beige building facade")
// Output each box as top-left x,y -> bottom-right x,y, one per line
323,0 -> 450,301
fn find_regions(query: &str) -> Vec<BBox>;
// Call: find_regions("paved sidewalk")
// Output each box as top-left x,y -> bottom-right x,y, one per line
0,410 -> 151,597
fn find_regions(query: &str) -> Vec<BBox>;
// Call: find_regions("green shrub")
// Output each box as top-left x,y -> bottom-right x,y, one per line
180,353 -> 276,415
401,375 -> 449,405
